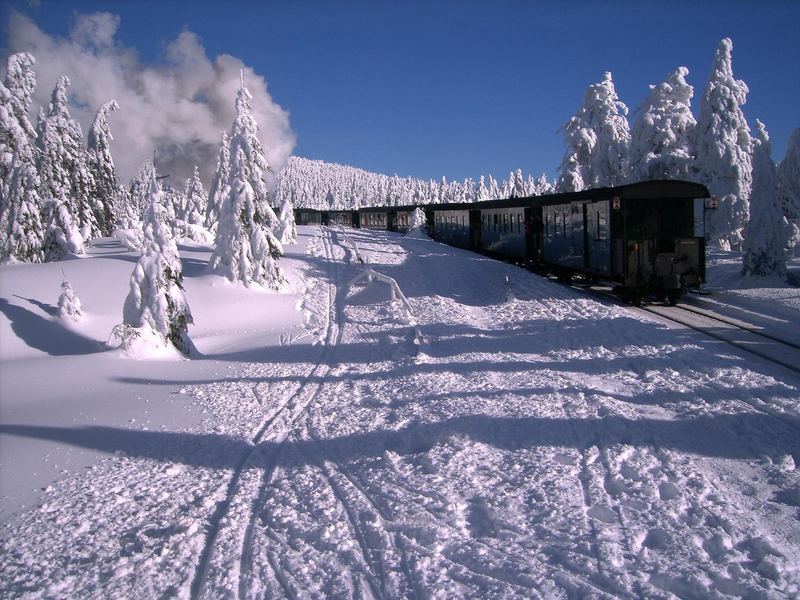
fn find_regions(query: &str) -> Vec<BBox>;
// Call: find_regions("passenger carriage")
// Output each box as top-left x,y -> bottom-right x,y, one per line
294,180 -> 710,304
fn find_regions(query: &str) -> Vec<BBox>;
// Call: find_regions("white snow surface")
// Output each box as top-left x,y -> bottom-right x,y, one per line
1,226 -> 799,599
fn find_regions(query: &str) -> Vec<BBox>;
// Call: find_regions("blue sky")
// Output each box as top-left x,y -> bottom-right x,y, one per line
3,0 -> 799,183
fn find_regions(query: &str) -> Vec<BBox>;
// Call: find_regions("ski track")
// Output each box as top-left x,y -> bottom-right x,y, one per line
2,226 -> 799,599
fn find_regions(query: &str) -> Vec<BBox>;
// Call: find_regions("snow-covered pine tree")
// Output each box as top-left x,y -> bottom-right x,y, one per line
206,131 -> 230,231
1,53 -> 43,263
557,72 -> 631,192
409,207 -> 427,231
510,169 -> 526,198
778,128 -> 800,221
57,276 -> 83,321
2,52 -> 36,147
628,67 -> 696,182
183,166 -> 207,225
122,167 -> 194,355
694,38 -> 753,251
128,160 -> 154,222
276,191 -> 296,244
476,176 -> 490,201
533,174 -> 554,195
0,147 -> 43,263
87,99 -> 120,236
37,76 -> 99,241
741,121 -> 791,279
42,192 -> 84,261
228,72 -> 279,232
210,146 -> 286,289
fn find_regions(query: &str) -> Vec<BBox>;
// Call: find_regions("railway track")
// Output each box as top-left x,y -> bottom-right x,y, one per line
569,282 -> 800,378
639,301 -> 800,377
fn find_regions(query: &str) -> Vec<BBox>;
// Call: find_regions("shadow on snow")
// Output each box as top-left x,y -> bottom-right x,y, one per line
2,411 -> 798,471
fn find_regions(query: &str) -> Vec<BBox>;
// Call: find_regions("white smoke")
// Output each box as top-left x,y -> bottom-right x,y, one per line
4,10 -> 296,187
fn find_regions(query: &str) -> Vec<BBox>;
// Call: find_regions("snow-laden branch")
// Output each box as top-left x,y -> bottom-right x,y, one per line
344,267 -> 415,325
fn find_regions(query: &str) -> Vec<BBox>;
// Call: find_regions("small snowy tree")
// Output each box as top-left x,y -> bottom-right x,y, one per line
122,168 -> 194,355
628,67 -> 696,182
205,130 -> 229,231
57,277 -> 83,321
87,99 -> 120,236
210,147 -> 286,289
42,193 -> 84,261
276,192 -> 297,244
741,121 -> 792,279
557,72 -> 630,192
408,207 -> 427,234
183,166 -> 207,225
694,38 -> 753,251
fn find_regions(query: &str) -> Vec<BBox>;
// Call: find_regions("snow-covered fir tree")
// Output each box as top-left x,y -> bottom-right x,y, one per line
274,157 -> 554,211
183,166 -> 207,226
87,99 -> 120,236
127,160 -> 153,222
1,53 -> 43,263
778,128 -> 800,221
57,277 -> 83,321
229,72 -> 279,232
628,67 -> 696,182
205,130 -> 229,231
409,206 -> 427,231
36,76 -> 99,241
694,38 -> 753,251
557,72 -> 630,192
178,166 -> 213,244
2,52 -> 36,148
42,192 -> 84,261
741,121 -> 792,278
122,168 -> 194,355
276,190 -> 296,244
210,146 -> 286,289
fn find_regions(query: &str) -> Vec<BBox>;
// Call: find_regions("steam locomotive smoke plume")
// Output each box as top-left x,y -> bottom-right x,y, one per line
4,10 -> 296,186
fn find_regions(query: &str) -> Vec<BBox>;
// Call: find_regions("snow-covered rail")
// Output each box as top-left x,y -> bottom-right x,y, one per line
641,303 -> 800,378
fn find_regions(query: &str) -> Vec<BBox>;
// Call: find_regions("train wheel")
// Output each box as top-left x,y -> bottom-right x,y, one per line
666,290 -> 682,305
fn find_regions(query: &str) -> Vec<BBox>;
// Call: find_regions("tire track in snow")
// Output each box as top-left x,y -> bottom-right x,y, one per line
191,228 -> 344,600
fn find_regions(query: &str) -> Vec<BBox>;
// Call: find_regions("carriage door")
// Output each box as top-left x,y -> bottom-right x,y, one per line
570,201 -> 587,268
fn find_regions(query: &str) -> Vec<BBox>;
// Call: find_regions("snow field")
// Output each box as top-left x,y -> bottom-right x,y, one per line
1,225 -> 799,598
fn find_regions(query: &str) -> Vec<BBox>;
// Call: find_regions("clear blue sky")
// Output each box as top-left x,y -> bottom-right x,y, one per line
3,0 -> 799,182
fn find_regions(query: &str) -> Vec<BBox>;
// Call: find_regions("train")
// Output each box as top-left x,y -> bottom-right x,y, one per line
294,179 -> 712,305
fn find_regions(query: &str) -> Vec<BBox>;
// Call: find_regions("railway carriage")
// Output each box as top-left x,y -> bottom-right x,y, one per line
327,210 -> 359,228
294,179 -> 710,304
294,208 -> 323,225
359,207 -> 416,232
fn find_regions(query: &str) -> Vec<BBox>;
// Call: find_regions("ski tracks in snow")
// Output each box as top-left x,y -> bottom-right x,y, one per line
191,228 -> 346,599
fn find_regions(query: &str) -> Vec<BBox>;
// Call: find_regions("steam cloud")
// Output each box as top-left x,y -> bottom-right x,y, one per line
4,10 -> 296,187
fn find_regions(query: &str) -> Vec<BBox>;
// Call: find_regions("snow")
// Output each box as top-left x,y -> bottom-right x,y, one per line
2,225 -> 799,598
